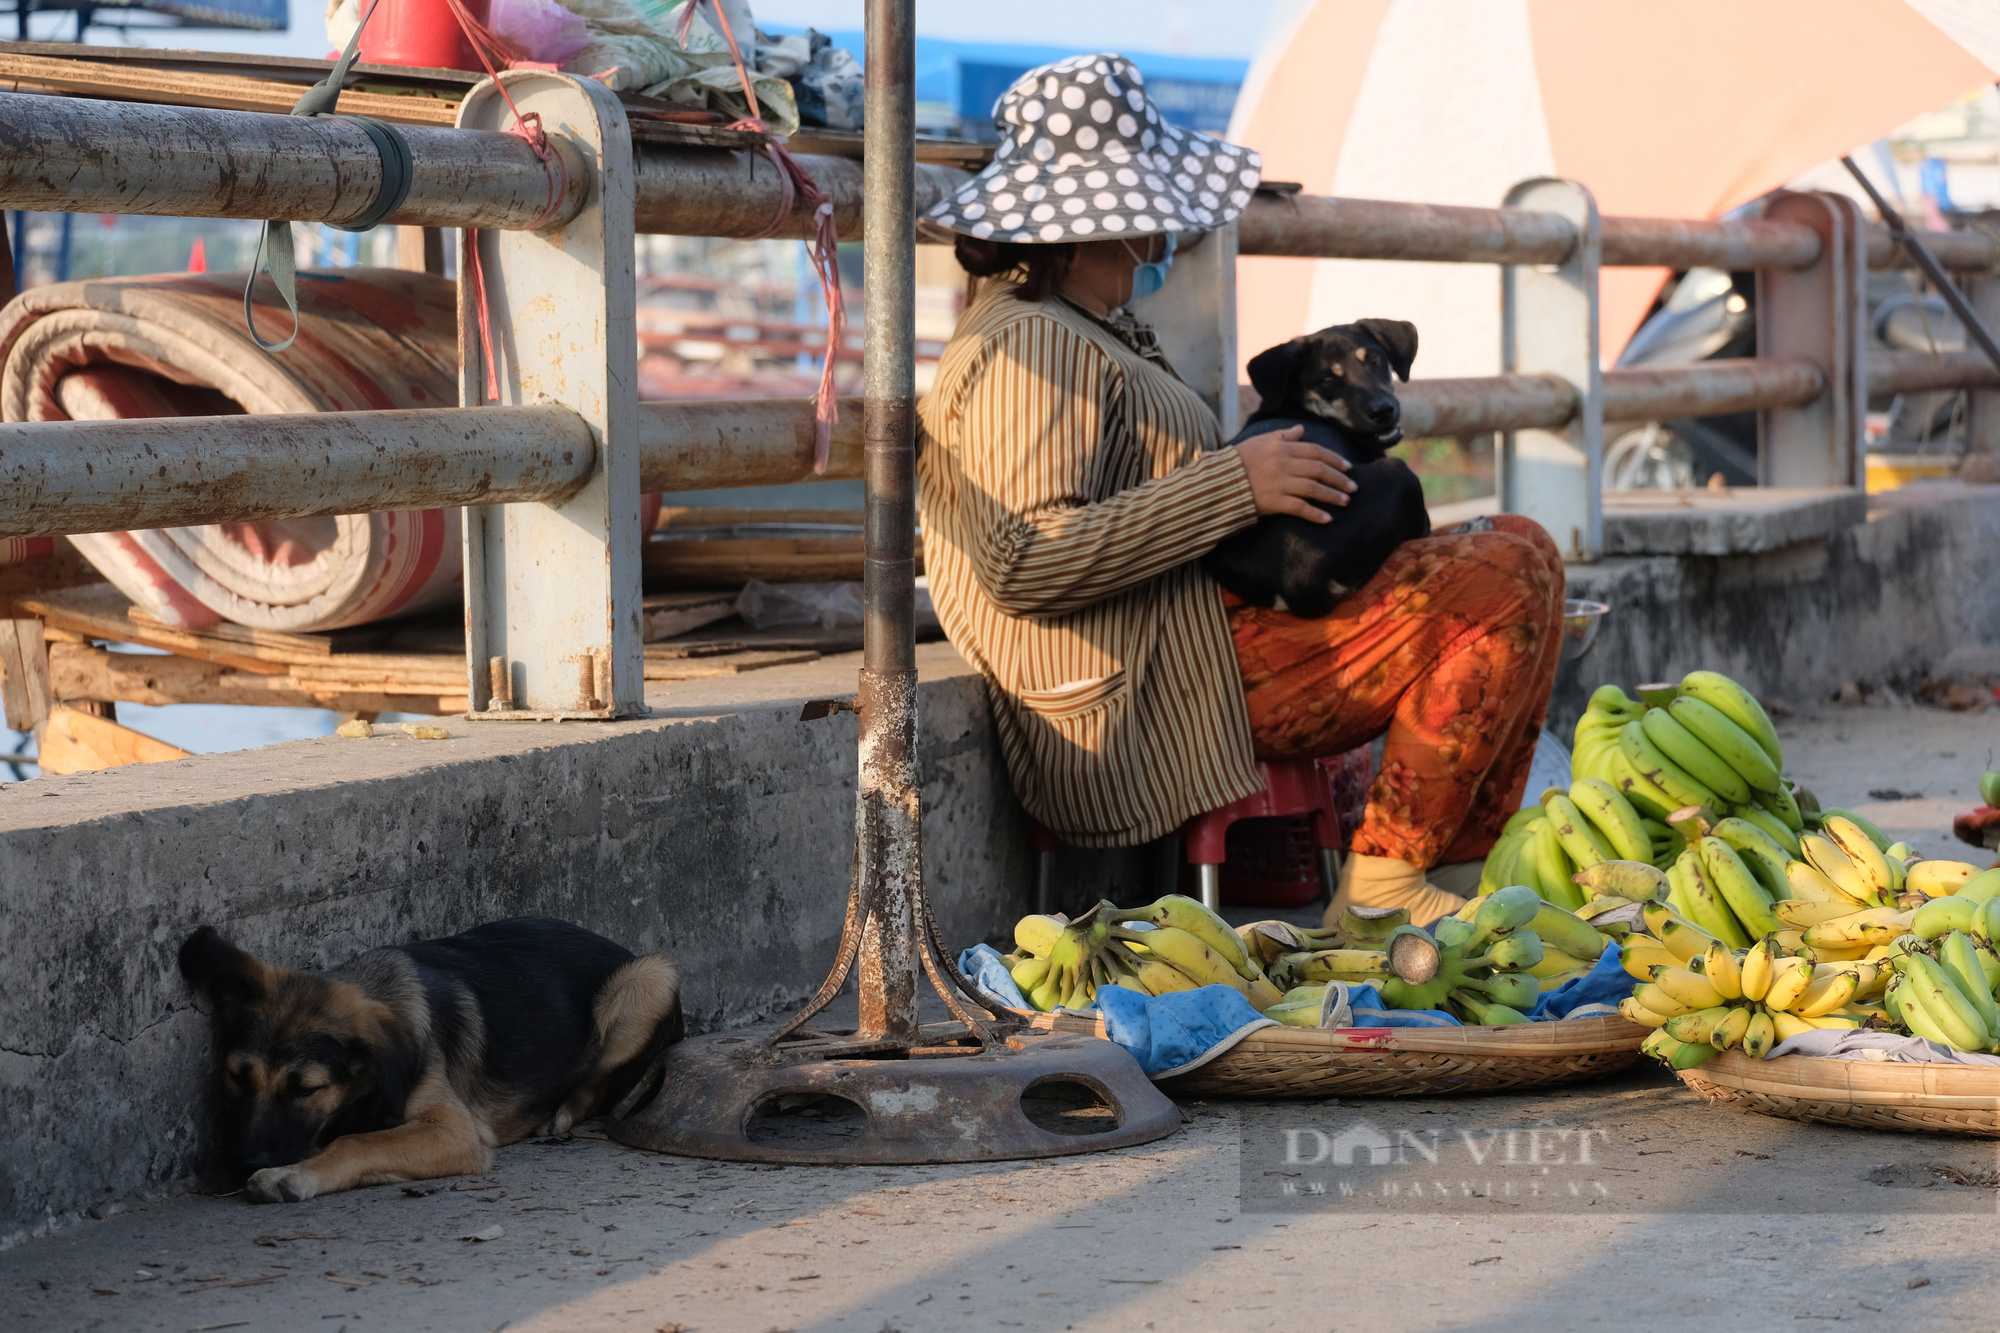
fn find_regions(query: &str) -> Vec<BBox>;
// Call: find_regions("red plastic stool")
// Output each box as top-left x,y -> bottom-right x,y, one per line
1181,758 -> 1344,912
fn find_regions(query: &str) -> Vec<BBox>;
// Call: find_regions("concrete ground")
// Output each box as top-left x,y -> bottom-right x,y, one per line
4,702 -> 1998,1333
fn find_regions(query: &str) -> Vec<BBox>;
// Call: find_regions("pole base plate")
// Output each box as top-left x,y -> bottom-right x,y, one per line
606,1025 -> 1182,1164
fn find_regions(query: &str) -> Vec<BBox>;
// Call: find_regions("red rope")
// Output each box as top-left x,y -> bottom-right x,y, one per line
444,0 -> 569,402
699,0 -> 845,473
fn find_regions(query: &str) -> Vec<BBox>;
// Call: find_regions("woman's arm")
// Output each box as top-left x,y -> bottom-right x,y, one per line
949,320 -> 1260,618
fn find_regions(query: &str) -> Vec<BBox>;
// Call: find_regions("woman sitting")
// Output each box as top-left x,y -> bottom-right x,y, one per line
917,55 -> 1565,926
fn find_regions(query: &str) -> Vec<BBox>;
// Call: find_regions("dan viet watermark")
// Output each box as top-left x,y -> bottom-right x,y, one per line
1238,1110 -> 2000,1214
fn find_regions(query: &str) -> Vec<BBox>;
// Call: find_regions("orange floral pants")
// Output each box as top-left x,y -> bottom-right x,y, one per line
1229,515 -> 1565,869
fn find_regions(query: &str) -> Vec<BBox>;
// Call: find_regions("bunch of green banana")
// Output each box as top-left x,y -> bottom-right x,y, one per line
1379,886 -> 1548,1024
1886,930 -> 2000,1054
1236,905 -> 1412,970
1481,778 -> 1658,908
1005,895 -> 1287,1011
1565,672 -> 1817,865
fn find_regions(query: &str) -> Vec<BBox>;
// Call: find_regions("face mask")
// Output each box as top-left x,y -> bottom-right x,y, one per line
1124,233 -> 1177,301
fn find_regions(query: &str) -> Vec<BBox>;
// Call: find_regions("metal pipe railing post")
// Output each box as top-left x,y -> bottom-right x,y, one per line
1500,177 -> 1603,562
455,72 -> 644,720
852,0 -> 921,1045
1757,191 -> 1867,488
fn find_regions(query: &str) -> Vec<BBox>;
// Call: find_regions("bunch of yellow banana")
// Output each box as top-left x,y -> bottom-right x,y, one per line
1003,895 -> 1286,1011
1621,909 -> 1889,1069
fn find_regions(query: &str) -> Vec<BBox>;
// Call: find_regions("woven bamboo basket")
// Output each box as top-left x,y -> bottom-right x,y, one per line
1020,1011 -> 1649,1098
1678,1050 -> 2000,1137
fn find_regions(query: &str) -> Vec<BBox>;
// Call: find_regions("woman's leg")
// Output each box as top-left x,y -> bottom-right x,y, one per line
1230,515 -> 1566,872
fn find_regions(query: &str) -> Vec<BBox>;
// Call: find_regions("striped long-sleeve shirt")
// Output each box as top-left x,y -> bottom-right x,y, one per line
917,277 -> 1264,848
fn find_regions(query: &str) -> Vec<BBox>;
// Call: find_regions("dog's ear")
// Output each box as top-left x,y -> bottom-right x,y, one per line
1245,337 -> 1306,409
178,926 -> 267,1011
1356,319 -> 1418,381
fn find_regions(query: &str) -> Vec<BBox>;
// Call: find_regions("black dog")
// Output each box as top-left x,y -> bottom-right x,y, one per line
179,917 -> 682,1202
1204,319 -> 1431,618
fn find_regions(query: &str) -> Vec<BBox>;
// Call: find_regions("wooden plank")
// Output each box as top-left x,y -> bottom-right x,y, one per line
45,640 -> 459,715
126,603 -> 334,656
15,587 -> 293,673
36,703 -> 190,775
657,507 -> 862,528
0,617 -> 51,732
642,649 -> 818,681
0,52 -> 465,125
788,127 -> 994,167
0,39 -> 482,89
287,660 -> 464,690
643,591 -> 739,641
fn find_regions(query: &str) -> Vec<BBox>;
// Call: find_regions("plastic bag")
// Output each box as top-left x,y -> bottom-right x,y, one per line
490,0 -> 590,65
735,580 -> 862,630
784,27 -> 863,131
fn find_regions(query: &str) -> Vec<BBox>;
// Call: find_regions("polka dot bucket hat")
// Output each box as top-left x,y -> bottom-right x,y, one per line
926,53 -> 1263,243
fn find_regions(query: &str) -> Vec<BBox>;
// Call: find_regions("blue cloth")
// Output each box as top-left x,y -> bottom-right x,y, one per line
956,937 -> 1639,1077
961,943 -> 1029,1009
1527,945 -> 1636,1020
1329,983 -> 1458,1027
1092,983 -> 1273,1077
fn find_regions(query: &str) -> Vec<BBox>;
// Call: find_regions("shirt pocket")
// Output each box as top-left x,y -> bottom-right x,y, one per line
1016,669 -> 1129,722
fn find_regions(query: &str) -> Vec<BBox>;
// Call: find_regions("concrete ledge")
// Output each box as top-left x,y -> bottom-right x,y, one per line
1557,481 -> 2000,730
1433,487 -> 1869,557
1599,486 -> 1867,556
0,643 -> 1026,1247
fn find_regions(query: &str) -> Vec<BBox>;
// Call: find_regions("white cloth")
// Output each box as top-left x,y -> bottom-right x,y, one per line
1767,1029 -> 2000,1067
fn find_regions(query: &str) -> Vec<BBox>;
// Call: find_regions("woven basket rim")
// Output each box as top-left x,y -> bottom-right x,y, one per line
1682,1049 -> 2000,1102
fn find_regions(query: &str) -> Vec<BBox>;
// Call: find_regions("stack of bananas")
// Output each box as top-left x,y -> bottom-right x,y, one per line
1257,886 -> 1609,1027
1618,904 -> 1889,1069
1002,889 -> 1626,1031
1620,847 -> 2000,1066
1003,894 -> 1287,1012
1486,671 -> 1816,904
1889,884 -> 2000,1053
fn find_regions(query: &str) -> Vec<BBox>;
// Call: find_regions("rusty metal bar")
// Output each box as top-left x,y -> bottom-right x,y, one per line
851,0 -> 922,1047
0,405 -> 592,539
1233,189 -> 1999,273
637,396 -> 862,489
1601,358 -> 1824,421
1844,156 -> 2000,381
635,147 -> 970,242
0,88 -> 972,240
1397,359 -> 1823,440
1865,225 -> 2000,273
1235,193 -> 1577,264
1868,349 -> 2000,395
1398,374 -> 1577,438
0,91 -> 586,231
1599,216 -> 1821,270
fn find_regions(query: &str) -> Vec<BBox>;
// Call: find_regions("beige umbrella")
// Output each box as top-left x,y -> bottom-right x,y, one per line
1229,0 -> 2000,381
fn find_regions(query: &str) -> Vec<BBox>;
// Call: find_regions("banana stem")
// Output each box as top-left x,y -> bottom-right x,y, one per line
1666,805 -> 1714,842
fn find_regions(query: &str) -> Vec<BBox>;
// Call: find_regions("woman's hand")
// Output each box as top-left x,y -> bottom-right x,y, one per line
1235,426 -> 1356,522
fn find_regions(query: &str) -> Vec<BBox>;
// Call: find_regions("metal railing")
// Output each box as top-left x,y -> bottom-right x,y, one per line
3,73 -> 1999,676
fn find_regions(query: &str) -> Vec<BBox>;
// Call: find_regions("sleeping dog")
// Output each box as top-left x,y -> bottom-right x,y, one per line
1205,319 -> 1432,618
179,917 -> 682,1203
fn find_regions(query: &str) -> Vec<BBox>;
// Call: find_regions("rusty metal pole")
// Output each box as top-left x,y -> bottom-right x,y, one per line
852,0 -> 921,1046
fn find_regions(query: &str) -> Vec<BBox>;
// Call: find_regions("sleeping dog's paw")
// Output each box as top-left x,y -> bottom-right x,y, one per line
245,1165 -> 321,1203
